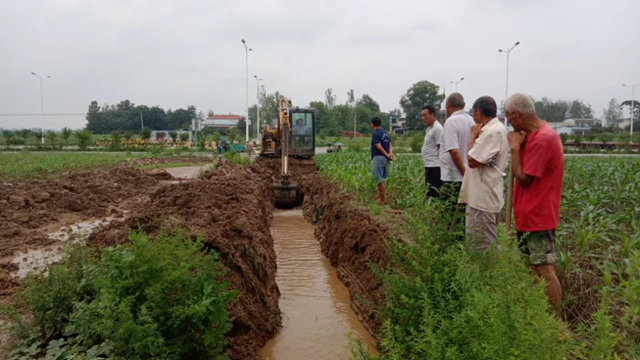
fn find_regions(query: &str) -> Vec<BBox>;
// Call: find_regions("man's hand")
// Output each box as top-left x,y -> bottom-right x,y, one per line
508,131 -> 526,151
471,123 -> 484,141
388,154 -> 394,161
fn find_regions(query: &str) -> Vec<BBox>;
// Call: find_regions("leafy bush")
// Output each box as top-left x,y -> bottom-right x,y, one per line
6,230 -> 235,360
223,149 -> 251,165
74,130 -> 94,151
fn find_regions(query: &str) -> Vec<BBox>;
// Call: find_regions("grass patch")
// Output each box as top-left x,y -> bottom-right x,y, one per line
0,152 -> 148,179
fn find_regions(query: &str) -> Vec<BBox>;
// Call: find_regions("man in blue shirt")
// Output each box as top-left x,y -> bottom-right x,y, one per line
370,117 -> 394,204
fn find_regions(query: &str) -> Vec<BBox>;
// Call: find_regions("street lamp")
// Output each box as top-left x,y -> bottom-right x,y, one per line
31,72 -> 50,143
254,75 -> 262,141
241,39 -> 252,143
623,83 -> 639,144
498,41 -> 520,125
450,77 -> 464,92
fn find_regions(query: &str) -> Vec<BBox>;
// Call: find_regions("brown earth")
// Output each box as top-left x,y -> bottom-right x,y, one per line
2,156 -> 390,358
86,160 -> 281,359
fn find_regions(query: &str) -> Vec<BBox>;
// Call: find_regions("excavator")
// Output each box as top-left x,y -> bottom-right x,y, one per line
260,96 -> 315,208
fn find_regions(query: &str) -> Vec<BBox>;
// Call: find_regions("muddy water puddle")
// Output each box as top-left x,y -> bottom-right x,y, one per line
260,210 -> 377,360
10,219 -> 111,279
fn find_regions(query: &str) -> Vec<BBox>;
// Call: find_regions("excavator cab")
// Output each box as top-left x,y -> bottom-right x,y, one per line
289,108 -> 315,158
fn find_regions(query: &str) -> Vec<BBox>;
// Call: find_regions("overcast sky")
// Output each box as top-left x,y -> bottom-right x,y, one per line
1,0 -> 639,130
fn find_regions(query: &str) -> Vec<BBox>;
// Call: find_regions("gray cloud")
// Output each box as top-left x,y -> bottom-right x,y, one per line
1,0 -> 639,130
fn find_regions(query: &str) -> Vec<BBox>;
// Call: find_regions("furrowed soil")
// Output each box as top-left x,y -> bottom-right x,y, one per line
1,157 -> 390,359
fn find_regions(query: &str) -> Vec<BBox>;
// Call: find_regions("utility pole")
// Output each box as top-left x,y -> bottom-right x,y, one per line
498,41 -> 521,125
139,111 -> 144,131
241,39 -> 252,143
31,72 -> 50,144
623,83 -> 639,144
254,75 -> 262,141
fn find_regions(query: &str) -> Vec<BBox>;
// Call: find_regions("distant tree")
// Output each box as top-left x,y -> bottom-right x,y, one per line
75,130 -> 93,150
34,131 -> 44,144
61,127 -> 73,146
169,131 -> 178,142
207,110 -> 215,117
621,100 -> 640,120
140,126 -> 152,140
400,81 -> 444,130
325,88 -> 337,109
567,99 -> 594,118
45,131 -> 58,147
212,131 -> 221,143
533,98 -> 570,122
179,132 -> 189,142
603,98 -> 623,126
2,130 -> 15,144
18,129 -> 32,142
357,94 -> 381,113
388,108 -> 402,117
347,89 -> 355,106
229,128 -> 240,142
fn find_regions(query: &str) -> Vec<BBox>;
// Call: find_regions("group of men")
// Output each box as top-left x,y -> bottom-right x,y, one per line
370,93 -> 564,317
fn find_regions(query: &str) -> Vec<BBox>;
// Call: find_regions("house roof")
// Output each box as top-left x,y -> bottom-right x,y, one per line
207,114 -> 243,121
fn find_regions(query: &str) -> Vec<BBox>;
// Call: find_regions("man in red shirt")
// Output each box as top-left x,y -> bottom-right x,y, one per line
505,93 -> 564,318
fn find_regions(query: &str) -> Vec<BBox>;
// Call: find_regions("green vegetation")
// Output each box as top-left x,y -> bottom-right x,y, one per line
318,153 -> 640,359
4,230 -> 234,360
0,153 -> 149,178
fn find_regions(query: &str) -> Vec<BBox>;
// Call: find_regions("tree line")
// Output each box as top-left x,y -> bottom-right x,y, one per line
85,100 -> 200,134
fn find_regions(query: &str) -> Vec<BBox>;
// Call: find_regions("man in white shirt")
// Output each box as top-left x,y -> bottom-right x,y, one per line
459,96 -> 509,251
421,105 -> 443,198
439,93 -> 475,203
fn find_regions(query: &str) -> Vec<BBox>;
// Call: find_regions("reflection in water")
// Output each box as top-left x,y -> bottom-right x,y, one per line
260,210 -> 377,360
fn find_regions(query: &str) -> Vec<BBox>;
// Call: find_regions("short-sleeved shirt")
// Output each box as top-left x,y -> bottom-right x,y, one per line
371,128 -> 391,158
514,122 -> 564,231
458,118 -> 509,213
439,110 -> 475,182
421,121 -> 443,167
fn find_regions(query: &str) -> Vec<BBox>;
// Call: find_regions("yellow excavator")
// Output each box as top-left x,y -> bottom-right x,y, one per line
260,96 -> 315,208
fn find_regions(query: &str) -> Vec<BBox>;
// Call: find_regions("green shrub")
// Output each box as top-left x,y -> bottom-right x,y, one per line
6,229 -> 235,360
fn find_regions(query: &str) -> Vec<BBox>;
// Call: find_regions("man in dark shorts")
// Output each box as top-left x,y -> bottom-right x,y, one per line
370,117 -> 393,204
420,105 -> 443,199
506,93 -> 564,318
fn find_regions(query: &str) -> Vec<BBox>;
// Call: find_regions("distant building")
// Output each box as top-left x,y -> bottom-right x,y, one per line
549,118 -> 602,135
388,114 -> 407,134
201,114 -> 244,130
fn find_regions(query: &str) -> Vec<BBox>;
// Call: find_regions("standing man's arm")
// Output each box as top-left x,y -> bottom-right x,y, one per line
388,141 -> 394,160
449,149 -> 466,176
375,143 -> 392,160
508,132 -> 534,186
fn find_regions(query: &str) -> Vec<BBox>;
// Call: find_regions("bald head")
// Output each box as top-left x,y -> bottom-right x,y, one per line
445,92 -> 465,116
505,93 -> 536,116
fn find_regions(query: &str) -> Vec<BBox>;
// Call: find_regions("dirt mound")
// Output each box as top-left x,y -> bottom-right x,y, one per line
88,160 -> 281,360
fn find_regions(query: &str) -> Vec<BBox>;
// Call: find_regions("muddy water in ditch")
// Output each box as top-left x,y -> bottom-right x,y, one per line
260,210 -> 377,360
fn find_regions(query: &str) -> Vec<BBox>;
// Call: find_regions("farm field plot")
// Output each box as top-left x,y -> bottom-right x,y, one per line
316,152 -> 640,359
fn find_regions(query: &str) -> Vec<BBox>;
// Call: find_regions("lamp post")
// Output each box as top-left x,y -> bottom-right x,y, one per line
254,75 -> 262,141
623,83 -> 639,144
498,41 -> 520,125
31,72 -> 50,143
450,77 -> 464,91
241,39 -> 252,143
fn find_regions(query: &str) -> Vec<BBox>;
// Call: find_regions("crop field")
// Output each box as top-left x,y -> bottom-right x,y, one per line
317,152 -> 640,359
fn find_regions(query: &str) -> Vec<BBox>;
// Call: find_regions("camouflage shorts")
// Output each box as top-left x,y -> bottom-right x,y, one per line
517,230 -> 558,265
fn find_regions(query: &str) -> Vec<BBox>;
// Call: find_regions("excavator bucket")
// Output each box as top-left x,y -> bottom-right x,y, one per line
273,176 -> 303,209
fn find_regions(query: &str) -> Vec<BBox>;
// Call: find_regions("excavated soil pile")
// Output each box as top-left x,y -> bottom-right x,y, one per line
87,160 -> 280,360
253,157 -> 390,337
